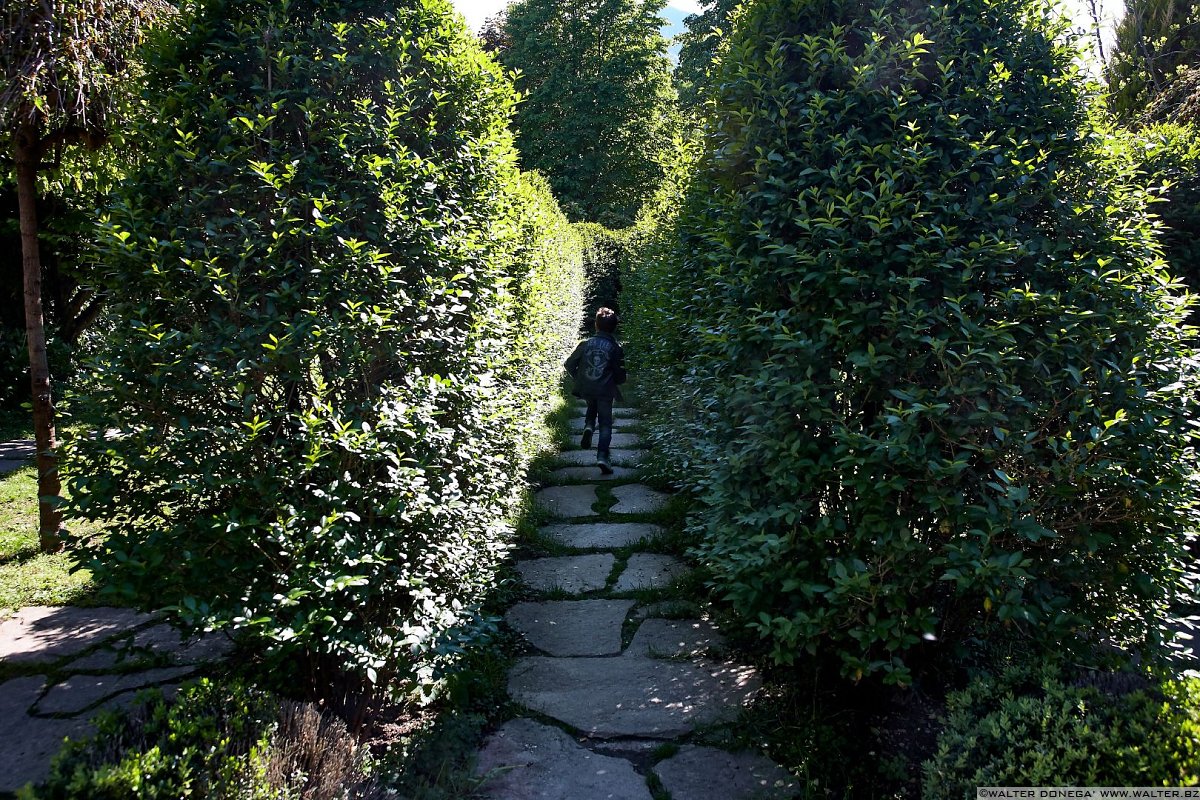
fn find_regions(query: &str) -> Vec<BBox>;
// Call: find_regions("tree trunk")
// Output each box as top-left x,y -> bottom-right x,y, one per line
15,122 -> 63,553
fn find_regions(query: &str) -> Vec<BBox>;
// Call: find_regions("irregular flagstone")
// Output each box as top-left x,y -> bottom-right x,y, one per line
65,645 -> 148,671
475,718 -> 652,800
35,666 -> 196,715
609,485 -> 670,515
554,449 -> 642,467
516,555 -> 615,594
652,745 -> 799,800
562,433 -> 641,450
569,422 -> 638,434
540,522 -> 663,550
549,466 -> 637,482
63,626 -> 234,671
126,622 -> 189,652
614,554 -> 688,593
626,619 -> 726,658
604,432 -> 642,449
508,656 -> 760,739
0,439 -> 36,459
535,485 -> 600,518
571,405 -> 640,420
0,676 -> 93,793
175,633 -> 236,664
506,600 -> 634,657
0,607 -> 157,664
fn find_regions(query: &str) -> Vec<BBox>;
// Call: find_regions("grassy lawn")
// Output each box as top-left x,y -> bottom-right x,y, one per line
0,464 -> 100,612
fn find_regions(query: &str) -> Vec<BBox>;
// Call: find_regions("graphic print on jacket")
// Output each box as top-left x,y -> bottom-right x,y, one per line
584,344 -> 611,381
565,332 -> 626,399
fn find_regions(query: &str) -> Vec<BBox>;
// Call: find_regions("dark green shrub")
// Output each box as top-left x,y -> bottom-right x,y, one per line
27,679 -> 383,799
922,668 -> 1200,795
64,0 -> 584,699
1128,123 -> 1200,322
0,326 -> 25,407
632,0 -> 1200,683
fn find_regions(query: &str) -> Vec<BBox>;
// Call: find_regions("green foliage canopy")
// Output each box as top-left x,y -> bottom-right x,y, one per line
673,0 -> 739,116
65,0 -> 586,698
500,0 -> 679,228
627,0 -> 1200,683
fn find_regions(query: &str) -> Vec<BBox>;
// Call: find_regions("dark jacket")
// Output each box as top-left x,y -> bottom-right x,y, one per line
565,332 -> 627,399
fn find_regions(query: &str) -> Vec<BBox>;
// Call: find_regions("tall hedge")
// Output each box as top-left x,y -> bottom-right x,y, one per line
631,0 -> 1200,683
625,137 -> 708,480
575,223 -> 631,331
64,0 -> 584,697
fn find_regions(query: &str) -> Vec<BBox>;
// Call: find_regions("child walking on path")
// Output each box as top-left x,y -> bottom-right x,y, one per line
564,307 -> 627,474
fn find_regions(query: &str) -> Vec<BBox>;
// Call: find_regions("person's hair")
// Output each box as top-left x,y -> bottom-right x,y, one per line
595,307 -> 619,333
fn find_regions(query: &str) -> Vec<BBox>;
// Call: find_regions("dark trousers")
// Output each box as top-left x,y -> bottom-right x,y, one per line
584,396 -> 614,454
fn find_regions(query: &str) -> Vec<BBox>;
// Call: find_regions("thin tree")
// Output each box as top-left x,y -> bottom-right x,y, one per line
1085,0 -> 1109,66
0,0 -> 166,551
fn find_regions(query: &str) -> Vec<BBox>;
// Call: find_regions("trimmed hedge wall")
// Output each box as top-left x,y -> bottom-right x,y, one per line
64,0 -> 585,698
575,223 -> 630,331
626,0 -> 1200,683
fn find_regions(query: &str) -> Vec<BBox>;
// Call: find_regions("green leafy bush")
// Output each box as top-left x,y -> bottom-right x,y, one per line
65,0 -> 584,698
1128,123 -> 1200,321
922,668 -> 1200,795
27,679 -> 384,800
629,0 -> 1200,683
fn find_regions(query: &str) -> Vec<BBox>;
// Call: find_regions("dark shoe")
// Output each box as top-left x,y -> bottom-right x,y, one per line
597,451 -> 613,475
580,427 -> 593,449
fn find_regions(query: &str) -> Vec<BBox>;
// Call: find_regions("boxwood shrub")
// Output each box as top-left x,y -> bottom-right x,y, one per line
922,668 -> 1200,795
64,0 -> 585,700
628,0 -> 1200,683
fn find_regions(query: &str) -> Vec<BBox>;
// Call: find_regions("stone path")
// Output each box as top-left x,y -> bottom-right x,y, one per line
0,606 -> 232,792
474,400 -> 797,800
0,439 -> 35,475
